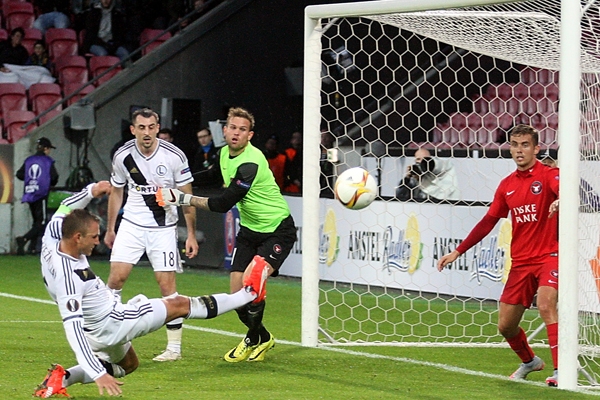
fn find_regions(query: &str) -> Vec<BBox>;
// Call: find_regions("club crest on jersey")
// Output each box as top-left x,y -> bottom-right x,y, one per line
156,164 -> 168,176
273,244 -> 282,254
530,181 -> 542,195
66,299 -> 80,312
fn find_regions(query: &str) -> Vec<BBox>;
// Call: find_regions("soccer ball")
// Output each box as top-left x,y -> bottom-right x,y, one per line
334,167 -> 377,210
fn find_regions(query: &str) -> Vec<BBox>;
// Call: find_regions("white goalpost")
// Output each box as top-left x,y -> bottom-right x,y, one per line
302,0 -> 590,390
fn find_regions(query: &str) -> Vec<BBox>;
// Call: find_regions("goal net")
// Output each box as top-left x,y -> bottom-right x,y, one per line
302,0 -> 600,387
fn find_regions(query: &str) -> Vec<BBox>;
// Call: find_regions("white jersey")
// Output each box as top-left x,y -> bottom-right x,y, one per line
41,214 -> 116,381
110,139 -> 193,229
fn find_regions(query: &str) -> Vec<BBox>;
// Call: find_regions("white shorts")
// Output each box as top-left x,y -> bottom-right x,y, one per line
110,220 -> 182,272
86,296 -> 167,363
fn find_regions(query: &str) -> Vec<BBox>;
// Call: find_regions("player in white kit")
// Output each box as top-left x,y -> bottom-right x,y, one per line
104,108 -> 198,361
34,182 -> 268,397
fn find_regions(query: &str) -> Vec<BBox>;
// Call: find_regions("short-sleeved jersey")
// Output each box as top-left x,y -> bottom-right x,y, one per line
41,213 -> 115,381
110,139 -> 193,228
220,142 -> 290,232
488,160 -> 559,264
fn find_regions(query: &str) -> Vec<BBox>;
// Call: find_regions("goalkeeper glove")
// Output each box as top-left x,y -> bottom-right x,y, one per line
156,188 -> 192,207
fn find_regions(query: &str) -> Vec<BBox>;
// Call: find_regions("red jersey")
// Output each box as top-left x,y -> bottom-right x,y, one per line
488,160 -> 559,265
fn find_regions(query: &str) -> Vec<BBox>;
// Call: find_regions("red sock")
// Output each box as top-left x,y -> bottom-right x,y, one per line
546,322 -> 558,369
506,327 -> 535,363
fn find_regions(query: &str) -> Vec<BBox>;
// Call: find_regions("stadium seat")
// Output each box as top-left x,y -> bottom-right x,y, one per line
0,82 -> 26,119
476,114 -> 500,148
89,56 -> 122,86
0,29 -> 8,42
505,97 -> 520,116
22,28 -> 42,54
45,28 -> 78,60
520,66 -> 537,84
0,137 -> 9,145
63,82 -> 94,106
4,1 -> 34,31
140,28 -> 172,56
472,96 -> 488,114
38,108 -> 61,125
28,83 -> 62,115
55,56 -> 88,87
497,112 -> 515,130
441,112 -> 467,149
431,120 -> 448,144
485,83 -> 513,100
5,110 -> 35,143
487,97 -> 505,114
547,112 -> 559,130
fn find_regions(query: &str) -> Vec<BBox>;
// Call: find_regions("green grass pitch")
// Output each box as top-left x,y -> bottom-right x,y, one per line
0,255 -> 598,399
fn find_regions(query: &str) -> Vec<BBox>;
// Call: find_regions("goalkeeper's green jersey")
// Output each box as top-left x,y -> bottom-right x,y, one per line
220,142 -> 290,232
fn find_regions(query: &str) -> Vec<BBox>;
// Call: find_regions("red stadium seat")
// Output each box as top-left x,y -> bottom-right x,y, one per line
22,28 -> 42,54
4,1 -> 34,31
476,114 -> 501,147
5,110 -> 35,143
28,83 -> 62,115
487,97 -> 505,114
0,29 -> 8,42
38,108 -> 61,125
63,82 -> 94,106
89,56 -> 122,86
0,82 -> 26,119
45,28 -> 78,60
55,55 -> 88,87
140,28 -> 172,56
431,121 -> 448,144
472,96 -> 488,114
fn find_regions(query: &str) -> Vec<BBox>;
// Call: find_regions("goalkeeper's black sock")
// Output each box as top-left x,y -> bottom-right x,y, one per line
245,300 -> 266,345
259,326 -> 271,343
236,306 -> 251,328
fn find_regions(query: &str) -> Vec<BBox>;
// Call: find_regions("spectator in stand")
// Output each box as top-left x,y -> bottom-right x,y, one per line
32,0 -> 71,34
283,131 -> 302,193
158,127 -> 174,143
263,134 -> 286,190
26,40 -> 52,72
0,28 -> 29,71
0,28 -> 54,88
82,0 -> 132,61
179,0 -> 206,29
192,127 -> 220,188
15,137 -> 59,255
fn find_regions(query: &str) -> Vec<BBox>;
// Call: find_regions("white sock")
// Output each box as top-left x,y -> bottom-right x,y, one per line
166,325 -> 182,353
164,293 -> 182,353
65,366 -> 94,386
65,362 -> 126,387
188,290 -> 255,319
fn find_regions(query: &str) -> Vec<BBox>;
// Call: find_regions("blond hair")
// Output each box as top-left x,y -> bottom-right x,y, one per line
227,107 -> 255,130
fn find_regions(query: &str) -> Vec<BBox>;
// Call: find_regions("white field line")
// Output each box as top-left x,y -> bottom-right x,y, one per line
2,291 -> 600,395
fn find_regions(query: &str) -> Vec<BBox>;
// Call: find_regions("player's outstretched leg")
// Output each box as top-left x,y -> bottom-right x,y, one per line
509,355 -> 545,380
33,364 -> 70,398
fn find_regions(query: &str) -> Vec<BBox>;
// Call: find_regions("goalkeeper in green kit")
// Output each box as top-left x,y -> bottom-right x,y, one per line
156,107 -> 296,362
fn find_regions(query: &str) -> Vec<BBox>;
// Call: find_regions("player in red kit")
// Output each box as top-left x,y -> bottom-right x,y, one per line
437,124 -> 560,386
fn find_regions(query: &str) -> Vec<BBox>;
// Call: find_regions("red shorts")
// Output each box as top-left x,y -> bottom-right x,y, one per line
500,254 -> 558,308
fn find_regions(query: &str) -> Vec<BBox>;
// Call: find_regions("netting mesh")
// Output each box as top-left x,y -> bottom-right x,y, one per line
314,0 -> 600,386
